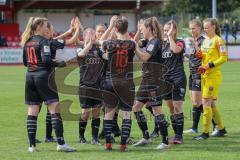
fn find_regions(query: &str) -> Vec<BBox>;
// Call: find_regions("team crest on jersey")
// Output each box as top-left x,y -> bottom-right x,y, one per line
147,44 -> 154,52
195,79 -> 201,85
209,86 -> 214,91
57,39 -> 64,43
44,45 -> 50,52
93,50 -> 98,56
209,42 -> 213,47
180,88 -> 185,94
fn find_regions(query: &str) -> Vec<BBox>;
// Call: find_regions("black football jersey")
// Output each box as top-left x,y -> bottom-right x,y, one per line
102,40 -> 135,81
161,39 -> 185,78
23,35 -> 51,72
78,45 -> 105,86
141,38 -> 162,78
189,36 -> 205,77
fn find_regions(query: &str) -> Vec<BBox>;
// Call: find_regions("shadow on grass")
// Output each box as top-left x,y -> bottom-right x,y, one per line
55,132 -> 240,153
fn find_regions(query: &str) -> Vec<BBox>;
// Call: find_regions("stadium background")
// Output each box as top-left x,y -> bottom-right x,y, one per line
0,0 -> 240,64
0,0 -> 240,160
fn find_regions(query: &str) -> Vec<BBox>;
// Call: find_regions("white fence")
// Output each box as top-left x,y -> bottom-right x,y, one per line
0,46 -> 239,64
0,48 -> 76,64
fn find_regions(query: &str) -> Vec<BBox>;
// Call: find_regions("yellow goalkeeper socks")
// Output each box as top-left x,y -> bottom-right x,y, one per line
203,106 -> 212,133
212,107 -> 225,130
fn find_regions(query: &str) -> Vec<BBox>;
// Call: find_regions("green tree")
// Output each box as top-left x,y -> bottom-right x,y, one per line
160,0 -> 240,15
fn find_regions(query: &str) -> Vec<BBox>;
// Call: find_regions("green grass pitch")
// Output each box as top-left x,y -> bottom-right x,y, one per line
0,62 -> 240,160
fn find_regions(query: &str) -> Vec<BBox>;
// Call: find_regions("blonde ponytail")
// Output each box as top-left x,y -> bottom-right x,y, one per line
21,17 -> 35,47
21,17 -> 48,47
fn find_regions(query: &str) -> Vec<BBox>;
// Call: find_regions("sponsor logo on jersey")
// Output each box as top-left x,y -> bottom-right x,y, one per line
162,51 -> 173,58
57,39 -> 64,44
85,58 -> 101,64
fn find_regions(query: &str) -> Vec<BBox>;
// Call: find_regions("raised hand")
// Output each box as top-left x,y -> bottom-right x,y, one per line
121,16 -> 127,20
167,23 -> 174,37
109,15 -> 118,28
107,27 -> 117,40
77,17 -> 84,31
70,17 -> 75,31
85,37 -> 93,49
74,17 -> 81,30
137,19 -> 144,31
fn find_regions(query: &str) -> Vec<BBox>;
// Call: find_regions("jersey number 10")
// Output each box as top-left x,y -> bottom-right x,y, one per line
27,47 -> 37,64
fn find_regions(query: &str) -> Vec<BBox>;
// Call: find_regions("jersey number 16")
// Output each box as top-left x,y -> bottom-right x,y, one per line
116,50 -> 128,68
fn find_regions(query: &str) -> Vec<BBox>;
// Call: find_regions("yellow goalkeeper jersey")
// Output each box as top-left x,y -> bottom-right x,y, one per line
201,35 -> 228,78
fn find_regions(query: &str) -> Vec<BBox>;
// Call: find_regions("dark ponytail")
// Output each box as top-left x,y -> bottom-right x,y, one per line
144,16 -> 163,42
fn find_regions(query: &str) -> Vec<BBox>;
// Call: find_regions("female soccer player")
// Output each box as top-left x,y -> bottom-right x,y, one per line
134,19 -> 160,139
184,19 -> 218,135
193,18 -> 228,140
183,19 -> 205,134
100,16 -> 136,152
36,17 -> 81,143
95,24 -> 107,40
21,17 -> 79,152
133,17 -> 170,150
97,24 -> 122,141
162,20 -> 186,144
77,28 -> 105,145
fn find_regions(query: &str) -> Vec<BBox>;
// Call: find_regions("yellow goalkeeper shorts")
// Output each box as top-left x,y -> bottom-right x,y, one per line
202,77 -> 222,100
